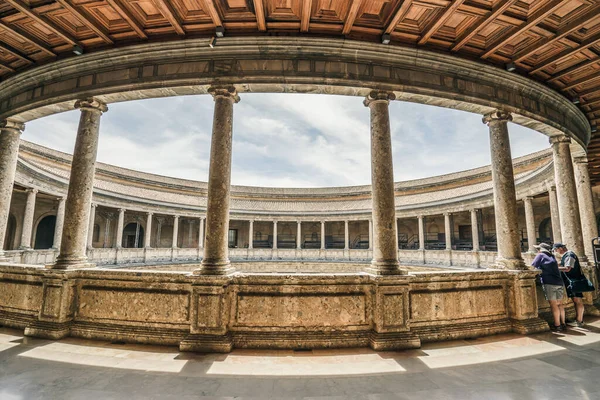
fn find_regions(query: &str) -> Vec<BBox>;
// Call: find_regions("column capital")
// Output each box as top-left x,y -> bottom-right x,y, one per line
549,134 -> 571,145
56,196 -> 66,202
26,188 -> 38,194
147,211 -> 154,217
0,119 -> 25,132
469,208 -> 478,213
363,90 -> 396,107
573,155 -> 589,164
208,86 -> 240,103
482,110 -> 512,125
75,97 -> 108,113
91,203 -> 98,208
173,215 -> 180,220
273,220 -> 278,224
118,208 -> 126,213
524,196 -> 534,201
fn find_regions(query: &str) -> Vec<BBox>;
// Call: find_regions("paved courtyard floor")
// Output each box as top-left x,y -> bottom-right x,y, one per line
2,319 -> 600,399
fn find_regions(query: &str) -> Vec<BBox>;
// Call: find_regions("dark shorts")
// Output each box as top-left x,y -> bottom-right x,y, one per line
567,290 -> 584,299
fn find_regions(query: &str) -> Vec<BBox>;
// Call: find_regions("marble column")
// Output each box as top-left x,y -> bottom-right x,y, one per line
100,212 -> 113,248
115,208 -> 125,248
144,212 -> 153,248
524,197 -> 537,252
248,220 -> 254,249
0,120 -> 25,260
364,91 -> 402,274
187,219 -> 195,248
482,110 -> 525,270
444,213 -> 452,251
344,220 -> 349,250
53,98 -> 107,269
199,217 -> 205,249
86,204 -> 97,249
172,215 -> 179,248
368,219 -> 373,250
550,135 -> 586,259
573,156 -> 598,260
53,197 -> 66,250
320,221 -> 325,250
547,184 -> 562,243
471,209 -> 480,251
418,216 -> 425,250
198,86 -> 239,275
296,221 -> 301,249
19,188 -> 37,249
273,221 -> 278,249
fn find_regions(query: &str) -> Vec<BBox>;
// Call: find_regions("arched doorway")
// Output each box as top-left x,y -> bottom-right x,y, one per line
34,215 -> 56,249
122,223 -> 144,248
538,218 -> 553,244
3,214 -> 16,250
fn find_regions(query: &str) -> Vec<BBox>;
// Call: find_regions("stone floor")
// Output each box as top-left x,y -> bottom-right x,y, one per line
2,320 -> 600,399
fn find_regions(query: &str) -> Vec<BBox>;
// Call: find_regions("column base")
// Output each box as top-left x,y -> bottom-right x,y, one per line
24,321 -> 71,340
49,256 -> 95,270
494,257 -> 528,270
369,331 -> 421,351
195,259 -> 236,275
180,333 -> 233,353
364,260 -> 407,275
511,318 -> 550,335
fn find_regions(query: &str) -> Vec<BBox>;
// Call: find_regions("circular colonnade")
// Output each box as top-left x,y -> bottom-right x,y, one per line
0,37 -> 598,351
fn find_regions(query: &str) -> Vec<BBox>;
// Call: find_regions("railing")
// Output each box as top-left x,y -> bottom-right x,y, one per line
351,234 -> 369,249
398,234 -> 419,249
325,234 -> 345,249
302,234 -> 321,249
277,234 -> 297,249
253,233 -> 272,249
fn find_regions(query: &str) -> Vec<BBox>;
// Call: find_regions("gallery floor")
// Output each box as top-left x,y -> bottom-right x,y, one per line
1,319 -> 600,400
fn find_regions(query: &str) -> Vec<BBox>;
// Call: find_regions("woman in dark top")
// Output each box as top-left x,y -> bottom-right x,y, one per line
553,243 -> 585,327
532,243 -> 566,331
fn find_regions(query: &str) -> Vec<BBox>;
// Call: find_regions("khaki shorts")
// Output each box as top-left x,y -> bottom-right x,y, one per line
543,284 -> 564,301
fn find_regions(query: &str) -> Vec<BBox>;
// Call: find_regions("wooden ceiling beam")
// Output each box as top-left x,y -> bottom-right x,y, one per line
342,0 -> 364,35
531,33 -> 600,75
452,0 -> 518,52
549,57 -> 600,83
301,0 -> 313,32
418,0 -> 465,46
0,42 -> 34,65
253,0 -> 266,31
4,0 -> 82,47
151,0 -> 185,36
201,0 -> 222,28
56,0 -> 113,44
384,0 -> 413,35
513,7 -> 600,63
0,21 -> 55,57
0,61 -> 16,73
583,97 -> 600,108
482,0 -> 568,59
562,72 -> 600,91
105,0 -> 147,39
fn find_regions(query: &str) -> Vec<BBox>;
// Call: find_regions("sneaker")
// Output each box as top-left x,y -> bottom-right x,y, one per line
551,324 -> 564,332
576,321 -> 585,328
561,324 -> 568,331
567,321 -> 579,327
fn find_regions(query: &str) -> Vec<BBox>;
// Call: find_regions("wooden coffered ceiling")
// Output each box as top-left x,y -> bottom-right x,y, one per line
1,0 -> 600,180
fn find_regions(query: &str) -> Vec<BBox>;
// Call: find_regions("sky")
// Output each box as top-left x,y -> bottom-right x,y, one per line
22,93 -> 550,188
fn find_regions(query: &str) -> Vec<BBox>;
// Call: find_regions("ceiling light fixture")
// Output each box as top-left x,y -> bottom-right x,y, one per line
381,34 -> 391,45
592,125 -> 598,133
505,62 -> 516,72
572,97 -> 580,105
215,26 -> 225,38
72,45 -> 84,56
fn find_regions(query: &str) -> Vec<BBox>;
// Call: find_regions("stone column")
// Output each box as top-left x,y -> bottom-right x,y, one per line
418,216 -> 425,250
344,220 -> 349,250
19,188 -> 37,249
199,217 -> 204,249
320,221 -> 325,250
198,86 -> 239,275
482,110 -> 525,270
115,208 -> 125,248
53,98 -> 107,269
444,212 -> 452,251
187,219 -> 195,248
273,221 -> 278,249
86,203 -> 97,249
248,220 -> 254,249
573,156 -> 598,260
524,197 -> 537,252
0,120 -> 25,260
172,215 -> 179,248
296,221 -> 301,249
547,184 -> 562,243
53,197 -> 66,250
364,91 -> 402,274
470,209 -> 480,251
144,212 -> 153,248
368,219 -> 373,250
550,135 -> 585,259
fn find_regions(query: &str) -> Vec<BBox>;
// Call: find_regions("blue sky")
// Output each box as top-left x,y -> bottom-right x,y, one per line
22,93 -> 550,188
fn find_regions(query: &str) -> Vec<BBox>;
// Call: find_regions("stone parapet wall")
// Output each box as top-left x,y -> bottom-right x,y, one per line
0,264 -> 549,352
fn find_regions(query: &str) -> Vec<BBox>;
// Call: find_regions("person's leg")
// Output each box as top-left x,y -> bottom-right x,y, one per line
549,300 -> 561,327
559,300 -> 566,326
573,297 -> 584,323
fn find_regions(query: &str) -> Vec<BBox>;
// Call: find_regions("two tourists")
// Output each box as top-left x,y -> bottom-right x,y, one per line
554,243 -> 586,327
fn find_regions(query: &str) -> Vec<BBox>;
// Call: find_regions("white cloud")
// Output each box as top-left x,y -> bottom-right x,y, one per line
22,94 -> 549,188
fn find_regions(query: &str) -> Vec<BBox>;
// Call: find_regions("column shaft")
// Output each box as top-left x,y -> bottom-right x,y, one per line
172,216 -> 179,248
86,204 -> 97,248
344,220 -> 349,250
248,220 -> 254,249
20,188 -> 37,249
199,217 -> 204,249
444,213 -> 452,250
524,197 -> 537,252
54,98 -> 107,269
273,221 -> 278,249
199,87 -> 239,275
551,136 -> 585,258
0,120 -> 25,259
364,91 -> 401,274
320,221 -> 325,250
115,208 -> 125,248
144,213 -> 153,248
548,185 -> 562,243
296,221 -> 301,249
368,219 -> 373,250
482,111 -> 525,269
418,216 -> 425,250
53,197 -> 66,250
573,157 -> 598,260
471,210 -> 480,251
